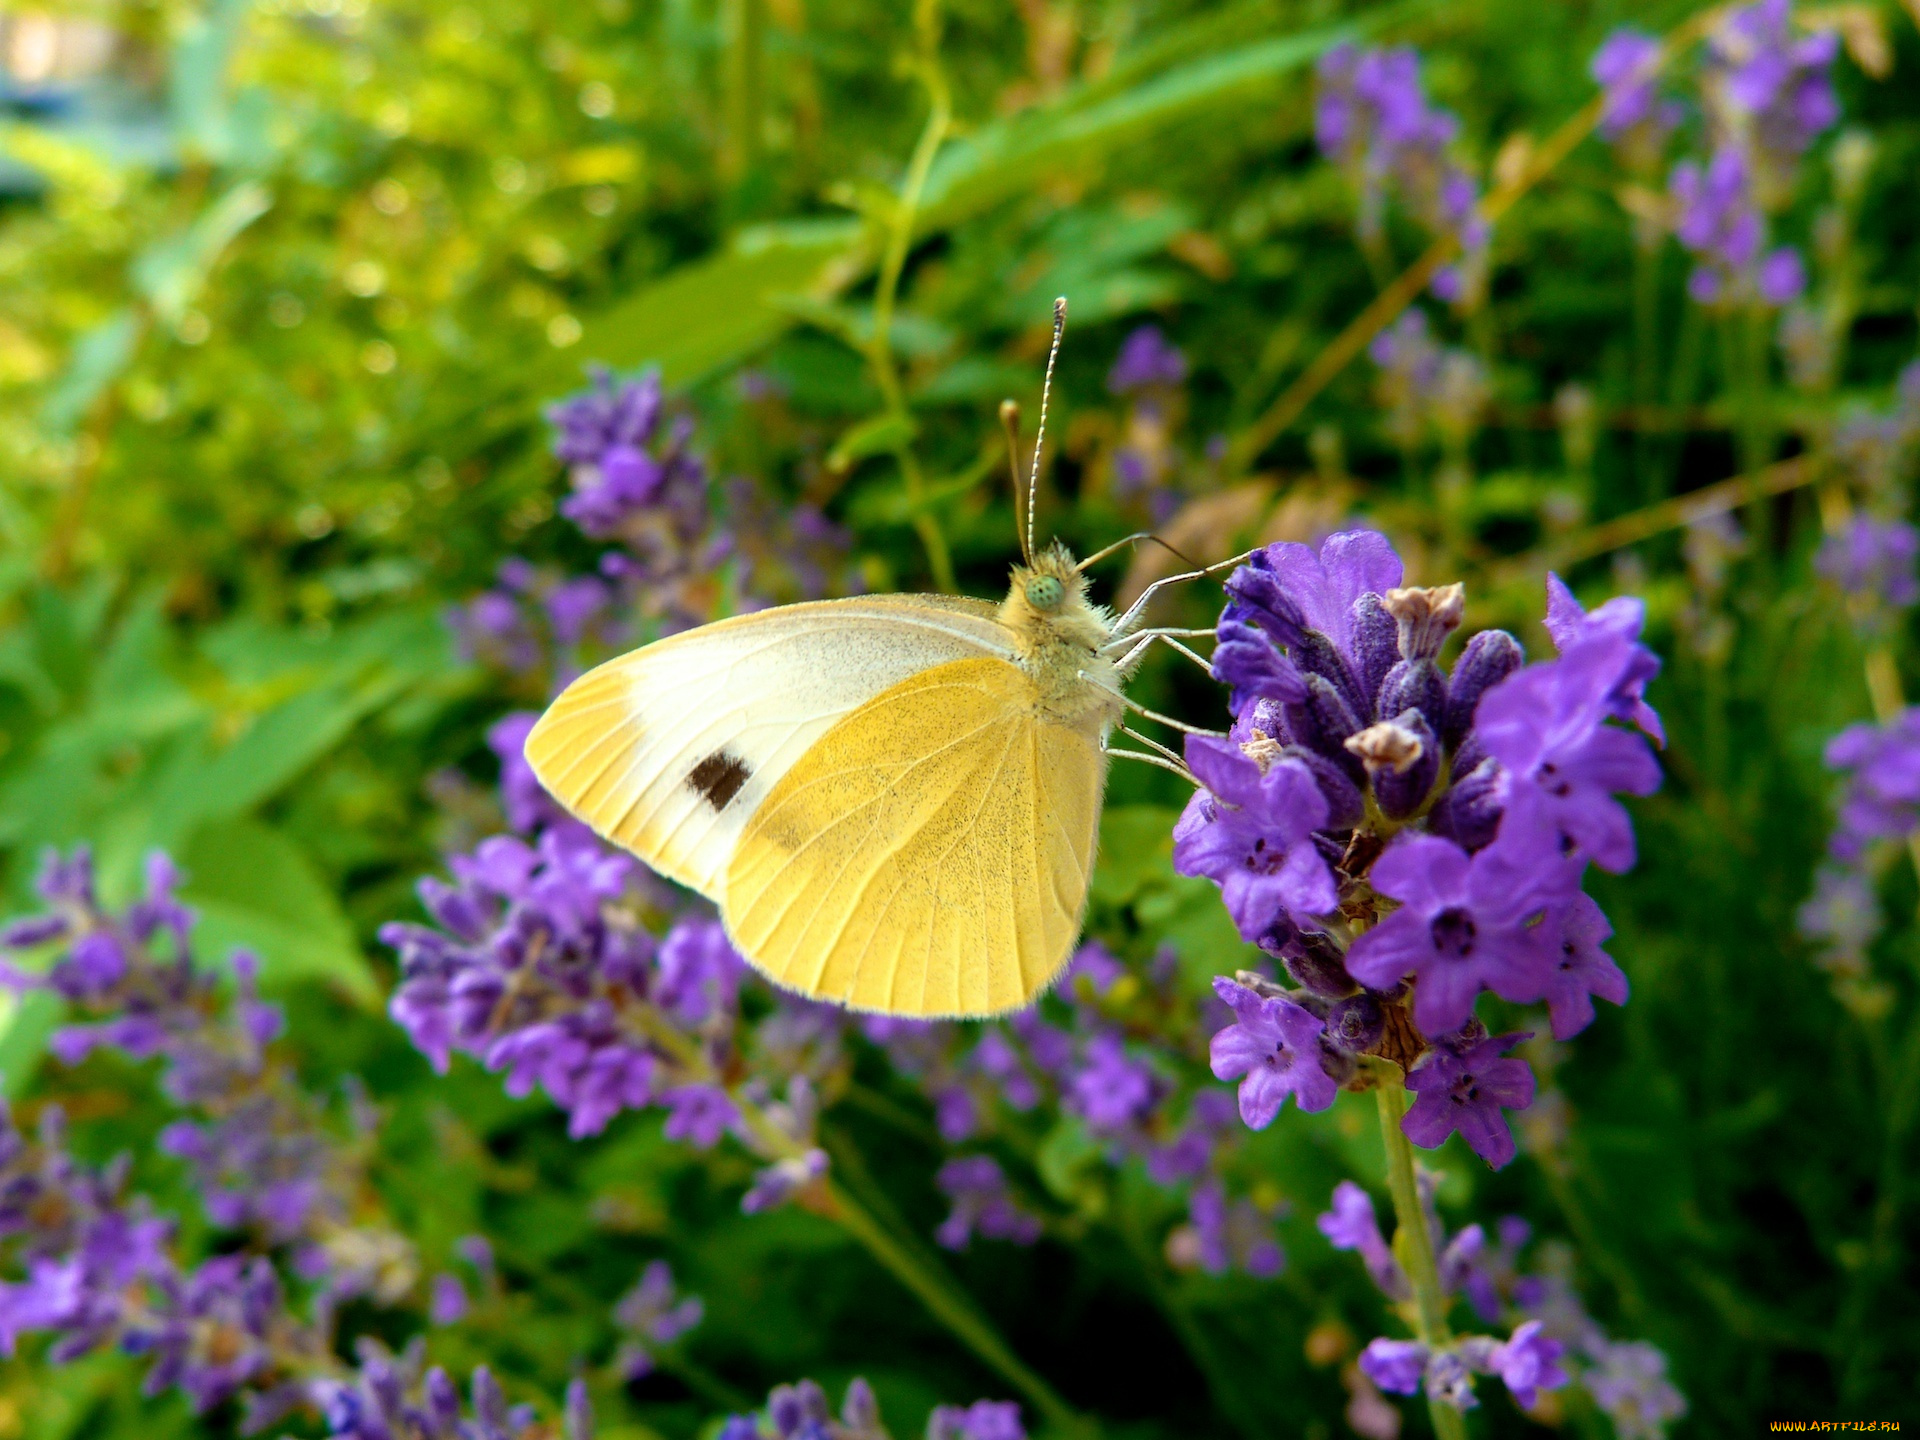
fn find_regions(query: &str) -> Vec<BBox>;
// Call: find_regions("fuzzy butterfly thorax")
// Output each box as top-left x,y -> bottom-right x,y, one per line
997,543 -> 1127,732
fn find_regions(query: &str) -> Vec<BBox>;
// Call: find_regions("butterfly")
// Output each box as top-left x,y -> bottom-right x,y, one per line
524,301 -> 1225,1017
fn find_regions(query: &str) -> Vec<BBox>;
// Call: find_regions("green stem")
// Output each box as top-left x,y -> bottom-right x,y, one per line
824,1178 -> 1093,1437
868,0 -> 954,591
1630,237 -> 1660,506
1373,1071 -> 1469,1440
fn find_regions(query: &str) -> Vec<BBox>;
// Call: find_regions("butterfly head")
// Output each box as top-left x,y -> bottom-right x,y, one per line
1002,542 -> 1110,652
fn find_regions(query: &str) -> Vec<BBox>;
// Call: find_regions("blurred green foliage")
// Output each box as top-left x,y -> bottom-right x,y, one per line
3,0 -> 1920,1435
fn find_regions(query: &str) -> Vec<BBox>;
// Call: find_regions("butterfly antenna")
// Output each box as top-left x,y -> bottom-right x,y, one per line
999,399 -> 1032,565
1027,295 -> 1067,564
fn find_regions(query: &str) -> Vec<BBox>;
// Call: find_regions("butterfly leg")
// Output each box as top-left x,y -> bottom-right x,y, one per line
1106,548 -> 1258,639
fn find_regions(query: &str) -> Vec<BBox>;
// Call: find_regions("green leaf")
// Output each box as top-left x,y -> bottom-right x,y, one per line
565,221 -> 860,388
916,21 -> 1363,234
0,989 -> 62,1100
176,815 -> 379,1003
40,311 -> 142,433
1091,805 -> 1180,909
131,181 -> 274,326
826,412 -> 918,473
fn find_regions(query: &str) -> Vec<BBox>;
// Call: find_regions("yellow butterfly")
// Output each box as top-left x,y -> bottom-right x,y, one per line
525,301 -> 1217,1017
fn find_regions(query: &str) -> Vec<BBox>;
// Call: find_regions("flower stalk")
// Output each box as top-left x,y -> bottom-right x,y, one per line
1370,1060 -> 1469,1440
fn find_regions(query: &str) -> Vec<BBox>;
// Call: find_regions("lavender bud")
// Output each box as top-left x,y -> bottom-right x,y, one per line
1,915 -> 68,948
1378,658 -> 1449,738
1283,930 -> 1357,998
1287,675 -> 1365,777
1326,991 -> 1386,1052
1427,754 -> 1506,852
1285,744 -> 1366,829
1350,593 -> 1402,720
1293,629 -> 1372,727
1384,583 -> 1465,660
1445,628 -> 1524,746
1368,711 -> 1443,820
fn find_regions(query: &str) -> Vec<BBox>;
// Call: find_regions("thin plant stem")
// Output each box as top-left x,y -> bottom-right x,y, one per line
1371,1065 -> 1469,1440
868,0 -> 955,591
1486,453 -> 1816,584
822,1177 -> 1094,1437
1630,237 -> 1661,505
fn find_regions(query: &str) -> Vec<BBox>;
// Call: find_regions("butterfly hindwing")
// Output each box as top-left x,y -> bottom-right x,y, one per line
723,656 -> 1105,1017
522,596 -> 1012,901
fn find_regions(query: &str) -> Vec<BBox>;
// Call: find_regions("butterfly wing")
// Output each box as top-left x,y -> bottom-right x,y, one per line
523,595 -> 1011,901
722,656 -> 1105,1017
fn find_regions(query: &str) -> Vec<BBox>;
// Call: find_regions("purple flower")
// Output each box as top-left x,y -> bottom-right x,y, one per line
1816,517 -> 1920,611
1316,45 -> 1487,297
1475,644 -> 1663,874
1541,893 -> 1629,1040
928,1401 -> 1025,1440
1068,1032 -> 1162,1133
1208,979 -> 1338,1127
934,1157 -> 1042,1251
1823,709 -> 1920,859
1543,574 -> 1665,744
1317,1180 -> 1407,1298
1358,1338 -> 1429,1395
430,1272 -> 469,1325
1584,1340 -> 1689,1438
1107,326 -> 1188,393
1345,833 -> 1567,1036
1485,1319 -> 1566,1408
1591,28 -> 1678,142
1181,1180 -> 1285,1278
661,1084 -> 739,1147
1234,531 -> 1405,665
741,1148 -> 828,1214
1175,739 -> 1337,938
614,1260 -> 703,1377
1402,1030 -> 1535,1169
1797,865 -> 1877,974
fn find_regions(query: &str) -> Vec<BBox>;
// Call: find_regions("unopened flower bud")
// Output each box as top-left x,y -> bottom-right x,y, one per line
1427,753 -> 1506,851
1287,675 -> 1366,779
1350,593 -> 1401,719
1326,991 -> 1386,1053
1377,658 -> 1448,739
1286,744 -> 1366,829
1445,628 -> 1524,746
1283,930 -> 1357,997
1384,583 -> 1465,660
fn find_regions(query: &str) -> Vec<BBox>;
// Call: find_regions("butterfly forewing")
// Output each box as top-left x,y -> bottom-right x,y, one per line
523,596 -> 1012,900
723,656 -> 1104,1017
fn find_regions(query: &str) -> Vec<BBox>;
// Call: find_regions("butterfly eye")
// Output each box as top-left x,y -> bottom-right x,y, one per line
1026,575 -> 1065,611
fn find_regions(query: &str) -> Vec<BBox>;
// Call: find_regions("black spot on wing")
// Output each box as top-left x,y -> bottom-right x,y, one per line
688,751 -> 751,810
